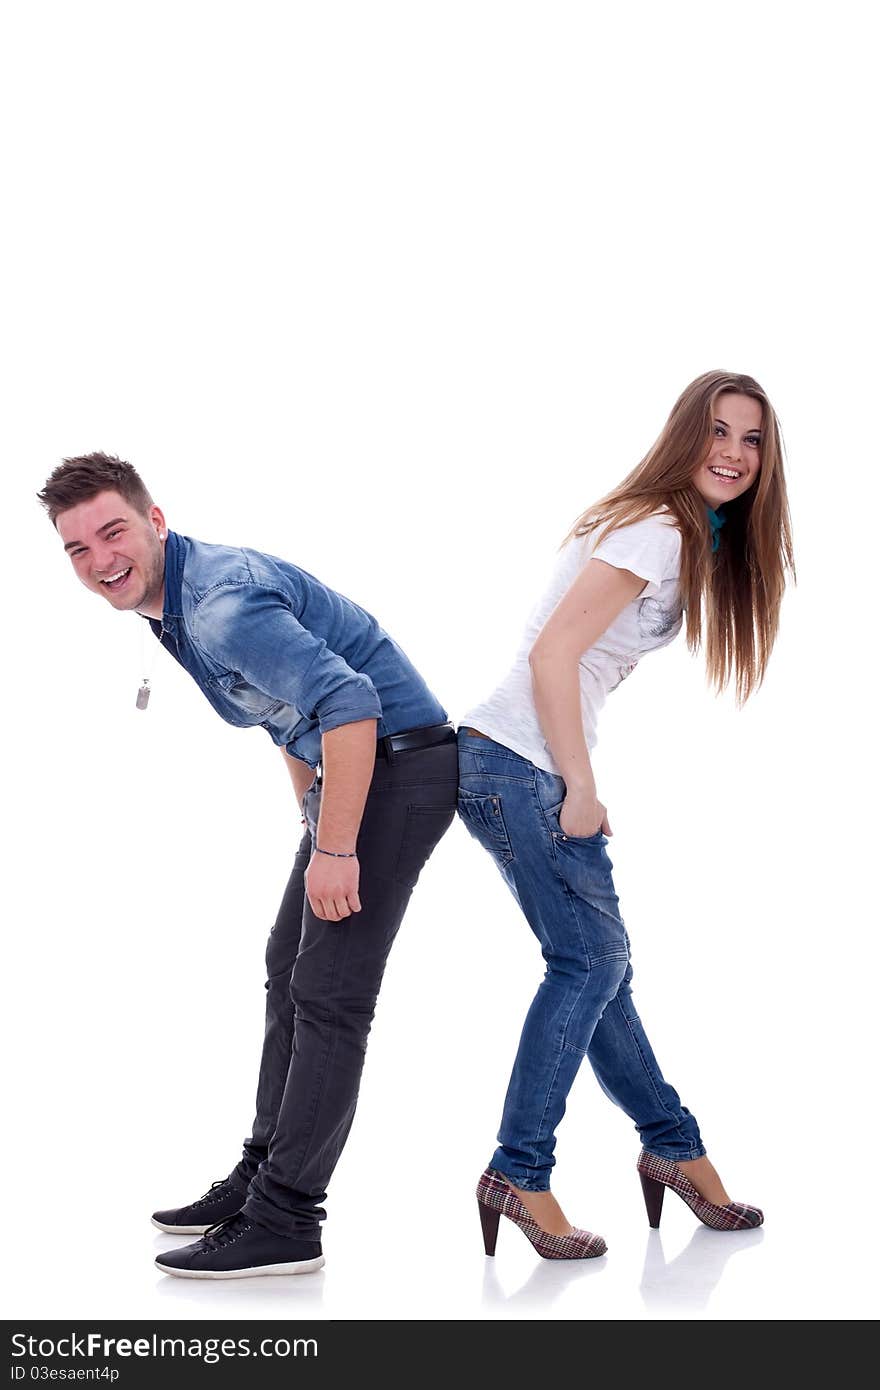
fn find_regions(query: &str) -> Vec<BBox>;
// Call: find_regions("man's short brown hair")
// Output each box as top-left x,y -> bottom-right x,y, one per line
37,452 -> 154,527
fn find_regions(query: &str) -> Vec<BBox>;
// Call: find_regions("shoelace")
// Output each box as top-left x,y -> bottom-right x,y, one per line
200,1213 -> 251,1248
192,1179 -> 233,1208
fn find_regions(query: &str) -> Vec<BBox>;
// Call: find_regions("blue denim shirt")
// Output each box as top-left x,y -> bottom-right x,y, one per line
149,530 -> 447,768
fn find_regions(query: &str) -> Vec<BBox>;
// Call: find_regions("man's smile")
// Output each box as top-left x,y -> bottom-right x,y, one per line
99,566 -> 133,591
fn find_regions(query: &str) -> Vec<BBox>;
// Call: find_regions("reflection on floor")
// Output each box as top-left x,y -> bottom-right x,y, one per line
639,1226 -> 764,1315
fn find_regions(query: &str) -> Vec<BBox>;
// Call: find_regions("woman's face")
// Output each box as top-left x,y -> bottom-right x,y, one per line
693,392 -> 763,509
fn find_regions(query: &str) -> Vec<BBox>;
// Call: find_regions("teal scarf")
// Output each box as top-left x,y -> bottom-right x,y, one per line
707,505 -> 727,553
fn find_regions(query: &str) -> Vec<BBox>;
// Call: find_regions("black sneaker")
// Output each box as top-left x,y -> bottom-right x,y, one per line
151,1176 -> 248,1235
154,1212 -> 324,1279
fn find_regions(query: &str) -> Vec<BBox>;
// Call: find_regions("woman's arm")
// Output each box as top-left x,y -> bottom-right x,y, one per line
530,558 -> 647,837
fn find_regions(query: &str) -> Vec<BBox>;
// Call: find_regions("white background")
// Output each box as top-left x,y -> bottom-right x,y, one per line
3,0 -> 878,1321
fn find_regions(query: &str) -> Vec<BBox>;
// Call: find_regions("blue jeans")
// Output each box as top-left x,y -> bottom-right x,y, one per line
457,728 -> 705,1191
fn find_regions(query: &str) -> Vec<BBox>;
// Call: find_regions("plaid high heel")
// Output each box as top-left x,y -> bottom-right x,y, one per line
637,1150 -> 763,1231
476,1168 -> 607,1259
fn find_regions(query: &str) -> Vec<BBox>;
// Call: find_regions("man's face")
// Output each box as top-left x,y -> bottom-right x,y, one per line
56,489 -> 167,615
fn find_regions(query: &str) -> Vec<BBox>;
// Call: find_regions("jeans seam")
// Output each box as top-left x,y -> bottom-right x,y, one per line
556,865 -> 591,972
533,962 -> 596,1136
277,927 -> 346,1181
505,772 -> 594,1150
547,838 -> 626,965
610,988 -> 684,1123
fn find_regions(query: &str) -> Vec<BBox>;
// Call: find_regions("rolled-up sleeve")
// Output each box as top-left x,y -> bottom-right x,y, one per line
192,582 -> 382,731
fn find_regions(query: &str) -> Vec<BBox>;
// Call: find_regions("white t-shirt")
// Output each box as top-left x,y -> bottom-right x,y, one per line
463,511 -> 683,773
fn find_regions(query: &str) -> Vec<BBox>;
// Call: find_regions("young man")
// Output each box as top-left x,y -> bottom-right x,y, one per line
38,452 -> 457,1280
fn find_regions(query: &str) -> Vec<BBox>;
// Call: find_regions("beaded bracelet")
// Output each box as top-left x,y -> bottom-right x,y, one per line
315,846 -> 358,858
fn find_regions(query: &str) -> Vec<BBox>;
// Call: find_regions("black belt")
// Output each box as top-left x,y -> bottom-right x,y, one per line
376,722 -> 456,760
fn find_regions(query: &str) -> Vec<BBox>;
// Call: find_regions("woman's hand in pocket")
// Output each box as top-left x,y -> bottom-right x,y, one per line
559,790 -> 612,839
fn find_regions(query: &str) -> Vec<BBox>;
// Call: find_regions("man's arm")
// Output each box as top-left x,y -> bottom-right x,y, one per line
194,582 -> 383,734
196,586 -> 382,920
304,718 -> 378,923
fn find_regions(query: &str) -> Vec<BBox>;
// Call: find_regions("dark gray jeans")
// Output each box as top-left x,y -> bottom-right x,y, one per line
236,737 -> 458,1239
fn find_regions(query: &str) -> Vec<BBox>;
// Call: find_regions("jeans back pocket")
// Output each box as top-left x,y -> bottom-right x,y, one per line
457,788 -> 516,868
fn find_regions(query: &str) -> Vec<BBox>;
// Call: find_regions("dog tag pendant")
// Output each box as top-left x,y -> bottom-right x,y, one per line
136,680 -> 151,711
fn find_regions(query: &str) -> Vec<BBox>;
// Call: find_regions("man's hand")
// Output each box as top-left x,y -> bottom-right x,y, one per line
282,719 -> 376,920
305,852 -> 362,921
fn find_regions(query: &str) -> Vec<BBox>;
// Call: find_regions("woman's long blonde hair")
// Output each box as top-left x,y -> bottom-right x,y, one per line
565,370 -> 795,702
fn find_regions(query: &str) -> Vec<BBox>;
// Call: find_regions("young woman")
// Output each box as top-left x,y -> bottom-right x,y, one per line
458,370 -> 794,1259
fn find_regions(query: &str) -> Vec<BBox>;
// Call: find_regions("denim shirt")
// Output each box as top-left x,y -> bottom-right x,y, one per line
149,530 -> 447,768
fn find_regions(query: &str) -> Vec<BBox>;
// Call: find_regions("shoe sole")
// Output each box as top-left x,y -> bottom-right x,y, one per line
151,1219 -> 212,1235
155,1256 -> 325,1279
